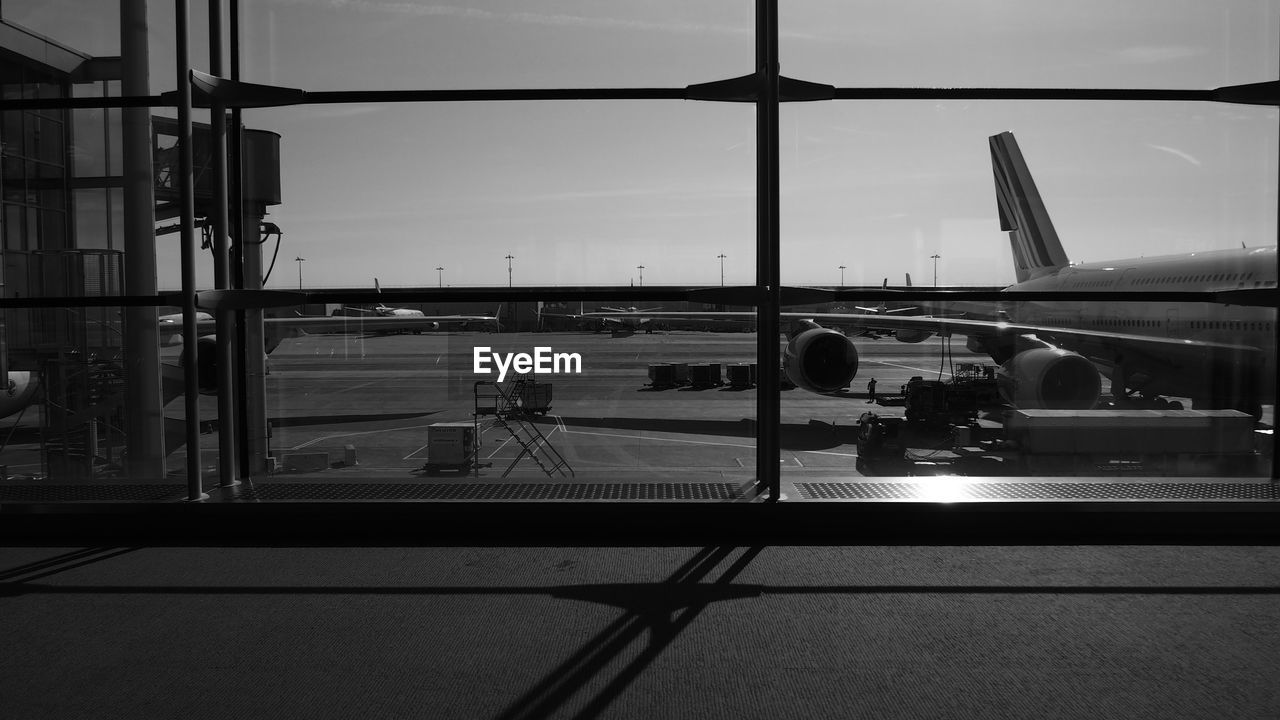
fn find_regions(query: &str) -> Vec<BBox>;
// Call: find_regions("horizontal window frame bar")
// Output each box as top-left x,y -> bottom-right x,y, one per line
3,286 -> 1273,310
5,80 -> 1274,110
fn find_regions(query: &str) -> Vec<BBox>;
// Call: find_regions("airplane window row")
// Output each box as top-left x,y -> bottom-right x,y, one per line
1094,319 -> 1162,328
1131,272 -> 1260,286
1190,321 -> 1274,331
1045,317 -> 1274,332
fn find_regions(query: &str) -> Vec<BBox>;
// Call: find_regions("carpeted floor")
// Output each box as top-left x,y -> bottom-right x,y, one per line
3,545 -> 1278,719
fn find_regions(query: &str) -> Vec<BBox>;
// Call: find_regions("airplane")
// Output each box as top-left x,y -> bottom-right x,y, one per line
351,278 -> 428,318
579,131 -> 1277,415
332,280 -> 502,333
334,278 -> 429,331
853,277 -> 917,317
538,302 -> 666,333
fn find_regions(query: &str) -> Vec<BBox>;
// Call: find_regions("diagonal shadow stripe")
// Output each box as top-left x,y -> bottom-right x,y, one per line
0,547 -> 140,583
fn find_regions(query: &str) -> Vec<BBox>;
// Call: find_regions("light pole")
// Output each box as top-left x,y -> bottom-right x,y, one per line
637,265 -> 644,287
436,266 -> 443,287
505,254 -> 514,287
930,254 -> 941,286
717,253 -> 726,286
295,256 -> 305,289
838,264 -> 846,288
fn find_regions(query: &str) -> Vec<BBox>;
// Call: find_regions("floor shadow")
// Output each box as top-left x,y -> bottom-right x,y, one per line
493,545 -> 766,720
0,547 -> 140,583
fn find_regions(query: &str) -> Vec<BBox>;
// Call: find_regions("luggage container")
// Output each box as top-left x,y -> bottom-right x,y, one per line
422,422 -> 478,474
649,363 -> 677,388
727,363 -> 754,388
689,362 -> 722,388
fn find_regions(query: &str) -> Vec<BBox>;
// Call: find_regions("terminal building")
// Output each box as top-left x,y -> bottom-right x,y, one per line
0,4 -> 1276,515
2,5 -> 1279,719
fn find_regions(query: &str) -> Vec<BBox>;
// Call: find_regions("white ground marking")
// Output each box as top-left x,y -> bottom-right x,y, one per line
288,423 -> 439,450
332,380 -> 384,395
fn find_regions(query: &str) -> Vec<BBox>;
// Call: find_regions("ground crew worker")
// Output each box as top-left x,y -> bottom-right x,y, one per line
867,377 -> 877,403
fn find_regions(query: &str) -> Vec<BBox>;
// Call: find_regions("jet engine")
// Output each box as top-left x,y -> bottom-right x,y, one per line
0,371 -> 40,419
996,347 -> 1101,409
783,328 -> 859,393
894,328 -> 933,344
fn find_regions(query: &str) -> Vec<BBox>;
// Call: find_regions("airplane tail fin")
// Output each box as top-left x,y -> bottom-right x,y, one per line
905,273 -> 911,287
989,132 -> 1070,283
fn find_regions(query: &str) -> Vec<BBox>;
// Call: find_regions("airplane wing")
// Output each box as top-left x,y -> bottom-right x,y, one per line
575,308 -> 1262,362
852,305 -> 918,314
811,311 -> 1257,351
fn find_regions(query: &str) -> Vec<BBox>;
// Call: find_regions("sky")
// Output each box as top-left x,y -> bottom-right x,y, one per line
6,0 -> 1279,290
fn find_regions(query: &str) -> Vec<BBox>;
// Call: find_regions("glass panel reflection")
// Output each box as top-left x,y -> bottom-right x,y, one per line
225,102 -> 754,293
257,301 -> 758,485
0,304 -> 141,484
778,298 -> 1274,480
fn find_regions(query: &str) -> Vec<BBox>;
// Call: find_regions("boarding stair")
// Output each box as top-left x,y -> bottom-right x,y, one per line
474,373 -> 574,479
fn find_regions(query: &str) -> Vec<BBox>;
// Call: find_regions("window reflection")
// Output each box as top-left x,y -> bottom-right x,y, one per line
779,298 -> 1274,479
0,2 -> 1275,504
260,303 -> 758,483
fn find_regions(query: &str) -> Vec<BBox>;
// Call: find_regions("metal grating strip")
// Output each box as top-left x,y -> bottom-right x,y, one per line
237,482 -> 748,501
0,485 -> 189,502
794,482 -> 1280,501
4,482 -> 1276,503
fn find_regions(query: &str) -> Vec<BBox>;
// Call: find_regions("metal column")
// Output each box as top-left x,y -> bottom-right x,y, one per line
754,0 -> 781,500
208,0 -> 238,487
120,0 -> 166,481
175,0 -> 206,500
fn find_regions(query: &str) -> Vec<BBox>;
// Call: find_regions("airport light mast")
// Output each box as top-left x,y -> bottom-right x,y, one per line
295,256 -> 305,289
436,266 -> 443,287
838,264 -> 846,288
717,253 -> 726,286
637,265 -> 644,286
505,254 -> 514,287
931,253 -> 941,286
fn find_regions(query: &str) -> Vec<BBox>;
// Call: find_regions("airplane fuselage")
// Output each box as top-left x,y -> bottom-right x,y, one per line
1006,246 -> 1275,346
1000,245 -> 1277,404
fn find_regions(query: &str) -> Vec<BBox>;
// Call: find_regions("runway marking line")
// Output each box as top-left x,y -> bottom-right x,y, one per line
331,379 -> 384,395
865,359 -> 954,376
553,415 -> 858,458
288,423 -> 439,451
560,427 -> 755,450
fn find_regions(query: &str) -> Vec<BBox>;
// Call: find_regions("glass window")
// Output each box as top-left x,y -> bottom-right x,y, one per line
0,1 -> 1275,504
239,1 -> 753,92
781,1 -> 1279,89
3,203 -> 23,250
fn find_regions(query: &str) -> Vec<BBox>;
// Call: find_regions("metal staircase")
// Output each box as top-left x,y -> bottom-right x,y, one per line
474,373 -> 573,479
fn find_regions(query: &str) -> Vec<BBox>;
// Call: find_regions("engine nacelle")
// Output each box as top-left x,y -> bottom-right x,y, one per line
178,335 -> 221,393
783,328 -> 859,393
894,328 -> 933,344
996,348 -> 1101,409
0,371 -> 40,419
